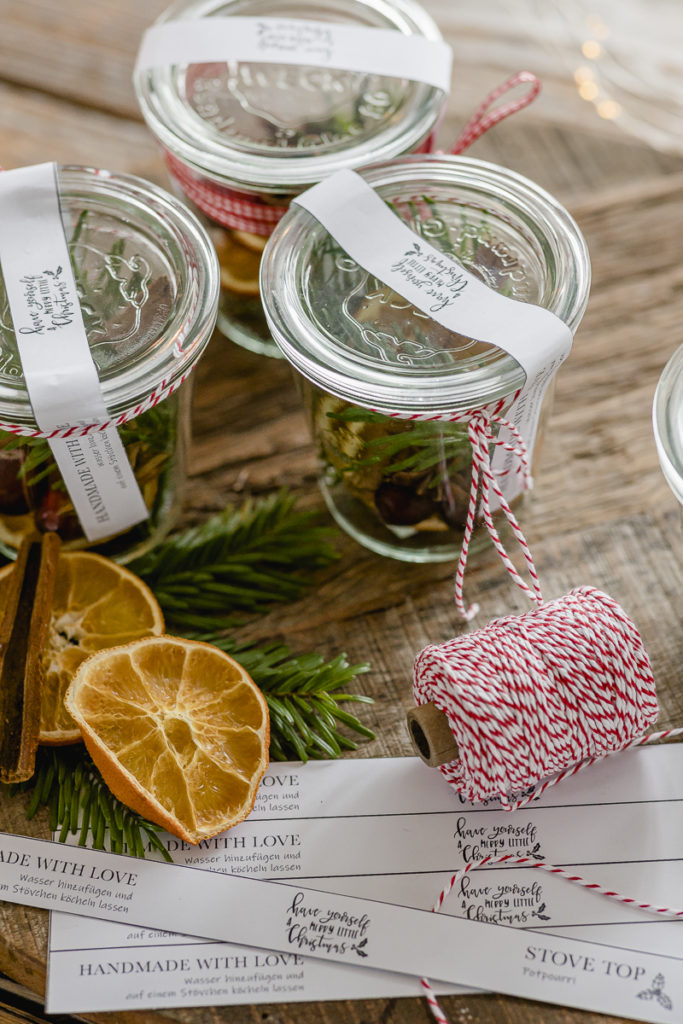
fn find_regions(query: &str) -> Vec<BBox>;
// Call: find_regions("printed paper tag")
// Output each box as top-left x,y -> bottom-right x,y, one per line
136,17 -> 452,94
46,748 -> 683,1016
292,169 -> 574,504
0,821 -> 678,1024
0,163 -> 148,541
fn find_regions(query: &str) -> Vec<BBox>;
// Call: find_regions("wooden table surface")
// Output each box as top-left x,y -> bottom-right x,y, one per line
1,1 -> 683,1023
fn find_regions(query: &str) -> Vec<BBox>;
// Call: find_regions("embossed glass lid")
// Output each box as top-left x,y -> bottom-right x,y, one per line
0,165 -> 219,428
261,155 -> 591,413
134,0 -> 445,193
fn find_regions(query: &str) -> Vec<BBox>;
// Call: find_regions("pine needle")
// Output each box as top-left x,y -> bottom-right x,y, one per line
196,634 -> 374,762
6,747 -> 172,861
128,490 -> 339,630
4,490 -> 375,857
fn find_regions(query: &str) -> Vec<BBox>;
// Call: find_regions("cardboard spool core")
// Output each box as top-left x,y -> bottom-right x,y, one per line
406,702 -> 459,767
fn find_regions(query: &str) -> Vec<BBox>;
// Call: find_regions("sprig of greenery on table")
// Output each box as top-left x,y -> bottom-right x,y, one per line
128,489 -> 339,631
205,636 -> 372,762
6,490 -> 375,857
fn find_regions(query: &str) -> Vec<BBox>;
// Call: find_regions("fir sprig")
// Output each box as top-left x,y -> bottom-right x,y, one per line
8,747 -> 172,861
128,490 -> 339,631
327,407 -> 471,485
4,491 -> 374,856
202,635 -> 374,761
5,641 -> 373,857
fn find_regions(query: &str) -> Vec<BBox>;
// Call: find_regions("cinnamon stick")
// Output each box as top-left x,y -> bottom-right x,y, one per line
0,533 -> 61,783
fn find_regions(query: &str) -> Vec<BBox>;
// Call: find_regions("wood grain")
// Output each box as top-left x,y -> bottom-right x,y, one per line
0,2 -> 682,1024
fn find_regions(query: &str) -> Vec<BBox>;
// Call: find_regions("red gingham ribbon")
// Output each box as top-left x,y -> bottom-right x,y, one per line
163,150 -> 288,236
164,71 -> 541,235
162,128 -> 438,236
449,70 -> 542,155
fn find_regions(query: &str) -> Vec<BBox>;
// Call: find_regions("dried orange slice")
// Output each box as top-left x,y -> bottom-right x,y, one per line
232,229 -> 268,253
64,636 -> 270,843
213,229 -> 262,296
0,552 -> 164,745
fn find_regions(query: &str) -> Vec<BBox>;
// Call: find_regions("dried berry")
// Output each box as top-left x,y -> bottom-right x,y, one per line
374,482 -> 438,526
34,490 -> 82,540
0,450 -> 30,515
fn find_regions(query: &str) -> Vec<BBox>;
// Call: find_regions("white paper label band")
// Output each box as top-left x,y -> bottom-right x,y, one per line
292,169 -> 574,501
0,831 -> 677,1024
136,17 -> 452,94
0,163 -> 148,542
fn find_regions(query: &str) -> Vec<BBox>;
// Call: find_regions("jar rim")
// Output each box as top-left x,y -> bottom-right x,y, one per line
0,165 -> 219,430
653,342 -> 683,506
260,154 -> 592,413
134,0 -> 446,194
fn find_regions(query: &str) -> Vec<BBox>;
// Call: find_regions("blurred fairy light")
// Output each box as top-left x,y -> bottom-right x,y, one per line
596,99 -> 622,119
540,0 -> 683,154
572,14 -> 621,121
579,81 -> 600,100
586,14 -> 610,38
581,39 -> 602,59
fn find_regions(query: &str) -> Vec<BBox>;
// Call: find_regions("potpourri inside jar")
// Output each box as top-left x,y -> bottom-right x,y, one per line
134,0 -> 448,357
261,156 -> 590,562
0,166 -> 219,562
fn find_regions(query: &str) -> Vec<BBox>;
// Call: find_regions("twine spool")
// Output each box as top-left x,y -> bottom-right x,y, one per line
411,586 -> 659,808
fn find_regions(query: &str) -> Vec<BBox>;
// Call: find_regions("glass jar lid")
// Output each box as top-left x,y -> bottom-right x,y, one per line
0,165 -> 219,430
653,343 -> 683,506
260,155 -> 591,414
134,0 -> 446,193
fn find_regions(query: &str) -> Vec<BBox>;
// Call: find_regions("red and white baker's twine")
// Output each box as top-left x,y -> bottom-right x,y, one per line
414,587 -> 660,807
0,372 -> 192,441
376,396 -> 538,620
412,584 -> 683,1022
164,71 -> 541,235
420,843 -> 683,1024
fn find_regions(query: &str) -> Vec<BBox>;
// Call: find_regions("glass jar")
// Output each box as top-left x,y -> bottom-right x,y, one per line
0,165 -> 219,563
653,343 -> 683,510
261,155 -> 591,563
134,0 -> 447,358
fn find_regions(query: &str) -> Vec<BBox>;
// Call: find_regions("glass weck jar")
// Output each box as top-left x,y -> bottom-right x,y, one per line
653,343 -> 683,511
133,0 -> 448,357
0,165 -> 219,562
260,155 -> 591,563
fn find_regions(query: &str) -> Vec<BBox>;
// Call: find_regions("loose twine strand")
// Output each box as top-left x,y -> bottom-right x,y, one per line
407,474 -> 683,1022
421,839 -> 683,1024
378,401 -> 541,619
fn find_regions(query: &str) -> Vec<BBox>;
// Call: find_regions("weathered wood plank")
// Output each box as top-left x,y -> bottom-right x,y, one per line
0,168 -> 681,1024
0,5 -> 682,1023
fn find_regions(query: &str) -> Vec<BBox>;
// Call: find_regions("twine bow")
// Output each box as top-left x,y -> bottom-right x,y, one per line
380,398 -> 541,620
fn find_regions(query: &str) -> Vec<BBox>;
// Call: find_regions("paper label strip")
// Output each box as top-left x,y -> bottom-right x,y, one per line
0,831 -> 674,1024
0,163 -> 148,542
136,17 -> 452,94
292,169 -> 574,501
